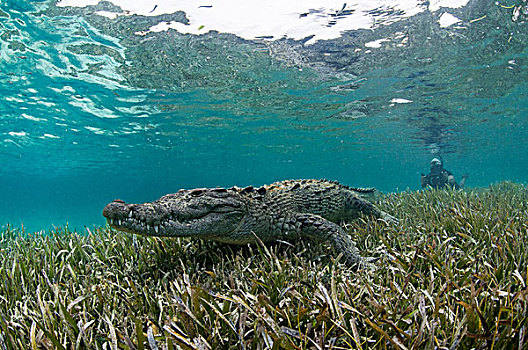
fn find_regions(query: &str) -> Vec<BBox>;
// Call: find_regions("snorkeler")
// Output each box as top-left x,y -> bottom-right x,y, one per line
421,158 -> 467,189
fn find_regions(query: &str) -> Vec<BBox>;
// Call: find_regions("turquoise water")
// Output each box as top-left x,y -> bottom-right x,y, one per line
1,0 -> 527,232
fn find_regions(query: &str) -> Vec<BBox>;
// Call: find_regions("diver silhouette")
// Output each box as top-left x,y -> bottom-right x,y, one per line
421,157 -> 467,189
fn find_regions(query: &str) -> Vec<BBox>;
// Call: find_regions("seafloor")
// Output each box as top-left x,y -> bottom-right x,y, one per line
0,182 -> 527,349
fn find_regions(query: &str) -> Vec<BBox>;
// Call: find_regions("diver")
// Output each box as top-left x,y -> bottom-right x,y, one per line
512,0 -> 528,22
421,158 -> 467,189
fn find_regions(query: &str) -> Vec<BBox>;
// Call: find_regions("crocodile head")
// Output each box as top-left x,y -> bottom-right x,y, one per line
102,188 -> 247,238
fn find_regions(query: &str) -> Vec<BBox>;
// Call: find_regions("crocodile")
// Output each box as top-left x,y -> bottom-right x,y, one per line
102,179 -> 397,268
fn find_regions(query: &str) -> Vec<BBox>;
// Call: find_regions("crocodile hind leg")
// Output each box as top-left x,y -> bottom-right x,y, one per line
344,192 -> 398,224
294,213 -> 369,269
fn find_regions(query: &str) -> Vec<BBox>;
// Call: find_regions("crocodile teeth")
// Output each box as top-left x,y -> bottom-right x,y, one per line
110,218 -> 114,225
118,219 -> 122,226
154,225 -> 159,234
128,211 -> 133,218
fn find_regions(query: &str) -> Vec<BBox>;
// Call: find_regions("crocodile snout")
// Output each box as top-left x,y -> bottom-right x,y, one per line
102,199 -> 127,220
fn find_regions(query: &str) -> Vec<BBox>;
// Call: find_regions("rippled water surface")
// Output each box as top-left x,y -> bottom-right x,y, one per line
1,0 -> 527,231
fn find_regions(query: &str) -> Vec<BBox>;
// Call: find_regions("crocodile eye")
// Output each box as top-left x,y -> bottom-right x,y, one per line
189,189 -> 204,196
242,186 -> 254,193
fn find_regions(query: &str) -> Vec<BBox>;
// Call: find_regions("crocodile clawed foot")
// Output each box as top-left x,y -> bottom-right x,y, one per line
364,256 -> 380,264
345,256 -> 379,272
352,256 -> 379,271
381,212 -> 399,224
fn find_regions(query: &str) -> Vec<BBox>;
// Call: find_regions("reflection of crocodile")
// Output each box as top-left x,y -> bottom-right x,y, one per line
103,179 -> 397,268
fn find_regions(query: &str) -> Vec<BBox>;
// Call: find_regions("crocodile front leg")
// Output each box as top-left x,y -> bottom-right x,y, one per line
295,213 -> 367,269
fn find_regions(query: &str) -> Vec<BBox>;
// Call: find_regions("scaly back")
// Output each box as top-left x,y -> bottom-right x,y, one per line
259,179 -> 375,222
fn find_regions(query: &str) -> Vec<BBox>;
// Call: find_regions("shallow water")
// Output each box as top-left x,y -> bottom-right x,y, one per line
1,0 -> 527,232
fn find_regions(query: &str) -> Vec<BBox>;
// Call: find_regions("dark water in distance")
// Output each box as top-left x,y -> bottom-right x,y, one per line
1,0 -> 527,232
